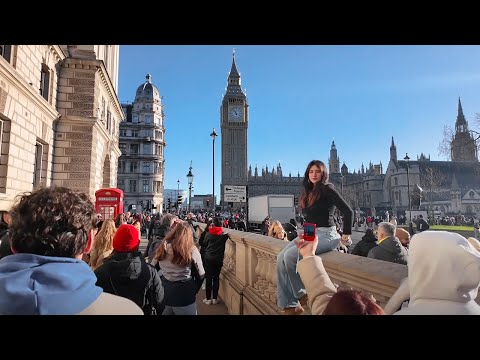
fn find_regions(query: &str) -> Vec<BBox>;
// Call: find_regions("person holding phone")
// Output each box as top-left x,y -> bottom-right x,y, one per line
276,160 -> 353,314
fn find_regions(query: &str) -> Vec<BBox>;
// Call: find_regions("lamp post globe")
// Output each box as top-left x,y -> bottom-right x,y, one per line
176,179 -> 180,214
404,153 -> 414,235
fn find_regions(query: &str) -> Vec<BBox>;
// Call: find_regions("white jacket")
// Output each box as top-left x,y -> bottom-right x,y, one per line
385,231 -> 480,315
77,292 -> 144,315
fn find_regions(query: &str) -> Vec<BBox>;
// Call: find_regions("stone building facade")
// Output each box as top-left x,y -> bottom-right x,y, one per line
118,75 -> 165,214
0,45 -> 122,211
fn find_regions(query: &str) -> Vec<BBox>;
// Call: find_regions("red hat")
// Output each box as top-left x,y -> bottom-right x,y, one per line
112,224 -> 140,253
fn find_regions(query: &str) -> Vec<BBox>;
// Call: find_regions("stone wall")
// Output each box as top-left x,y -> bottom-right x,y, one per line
195,223 -> 408,315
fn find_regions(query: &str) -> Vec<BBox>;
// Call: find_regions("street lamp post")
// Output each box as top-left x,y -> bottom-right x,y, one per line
404,153 -> 414,235
210,128 -> 217,213
340,173 -> 344,196
186,161 -> 194,213
177,179 -> 180,214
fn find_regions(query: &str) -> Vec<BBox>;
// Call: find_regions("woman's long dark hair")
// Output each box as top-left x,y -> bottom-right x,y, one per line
299,160 -> 329,209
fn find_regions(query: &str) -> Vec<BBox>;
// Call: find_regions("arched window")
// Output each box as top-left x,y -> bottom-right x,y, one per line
470,191 -> 475,199
394,177 -> 398,186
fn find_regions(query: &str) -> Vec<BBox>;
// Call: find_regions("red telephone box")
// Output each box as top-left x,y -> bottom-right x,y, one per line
95,188 -> 124,220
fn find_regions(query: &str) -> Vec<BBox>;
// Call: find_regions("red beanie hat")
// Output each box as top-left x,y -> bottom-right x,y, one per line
112,224 -> 140,253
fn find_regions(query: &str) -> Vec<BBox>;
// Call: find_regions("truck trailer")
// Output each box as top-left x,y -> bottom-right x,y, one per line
247,194 -> 295,231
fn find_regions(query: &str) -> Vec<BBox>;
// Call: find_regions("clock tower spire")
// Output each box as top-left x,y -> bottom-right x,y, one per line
220,49 -> 248,208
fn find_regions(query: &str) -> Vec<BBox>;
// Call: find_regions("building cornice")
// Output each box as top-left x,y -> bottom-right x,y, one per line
0,58 -> 59,120
49,45 -> 66,62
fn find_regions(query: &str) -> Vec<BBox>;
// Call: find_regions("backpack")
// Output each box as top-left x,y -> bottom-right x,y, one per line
147,224 -> 171,262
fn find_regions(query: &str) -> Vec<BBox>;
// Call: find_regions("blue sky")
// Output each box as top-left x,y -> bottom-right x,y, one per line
118,45 -> 480,199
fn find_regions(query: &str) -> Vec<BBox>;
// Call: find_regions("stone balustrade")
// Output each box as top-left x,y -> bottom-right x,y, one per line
196,223 -> 408,315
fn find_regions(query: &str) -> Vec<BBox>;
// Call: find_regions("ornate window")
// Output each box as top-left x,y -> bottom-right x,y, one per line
0,45 -> 12,62
33,141 -> 44,189
40,64 -> 50,102
130,144 -> 139,154
129,161 -> 137,173
129,180 -> 137,192
143,162 -> 150,173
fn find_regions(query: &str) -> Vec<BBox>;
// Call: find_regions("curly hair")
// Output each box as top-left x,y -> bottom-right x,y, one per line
9,186 -> 97,258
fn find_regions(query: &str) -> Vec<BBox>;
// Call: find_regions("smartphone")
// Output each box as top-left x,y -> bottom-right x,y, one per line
303,223 -> 316,241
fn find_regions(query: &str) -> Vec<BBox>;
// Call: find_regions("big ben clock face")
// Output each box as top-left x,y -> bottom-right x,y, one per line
229,106 -> 243,121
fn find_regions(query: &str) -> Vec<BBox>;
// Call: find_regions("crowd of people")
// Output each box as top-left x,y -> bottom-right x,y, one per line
0,186 -> 235,315
0,159 -> 479,315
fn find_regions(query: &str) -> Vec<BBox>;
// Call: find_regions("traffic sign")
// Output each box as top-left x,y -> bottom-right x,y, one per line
224,185 -> 246,195
224,193 -> 246,203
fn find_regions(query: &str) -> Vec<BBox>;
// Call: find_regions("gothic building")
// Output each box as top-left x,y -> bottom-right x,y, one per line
0,45 -> 121,211
343,98 -> 480,217
451,97 -> 478,162
219,52 -> 479,217
119,74 -> 165,214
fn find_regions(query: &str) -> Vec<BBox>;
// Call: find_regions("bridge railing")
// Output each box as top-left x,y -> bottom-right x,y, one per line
195,223 -> 409,315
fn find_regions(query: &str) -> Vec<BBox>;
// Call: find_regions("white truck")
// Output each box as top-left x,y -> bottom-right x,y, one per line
247,194 -> 295,231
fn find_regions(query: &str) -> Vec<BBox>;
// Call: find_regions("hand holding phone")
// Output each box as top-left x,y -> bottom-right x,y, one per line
296,234 -> 318,258
303,223 -> 316,241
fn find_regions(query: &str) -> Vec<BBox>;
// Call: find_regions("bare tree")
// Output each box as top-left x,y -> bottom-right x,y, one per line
438,125 -> 454,160
419,167 -> 447,221
342,183 -> 361,211
438,113 -> 480,159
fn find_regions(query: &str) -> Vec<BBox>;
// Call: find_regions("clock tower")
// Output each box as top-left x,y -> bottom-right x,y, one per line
220,50 -> 248,208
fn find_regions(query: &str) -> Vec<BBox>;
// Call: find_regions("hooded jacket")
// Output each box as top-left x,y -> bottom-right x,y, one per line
385,231 -> 480,315
367,235 -> 408,265
351,232 -> 378,257
203,227 -> 230,263
0,253 -> 142,315
95,251 -> 164,314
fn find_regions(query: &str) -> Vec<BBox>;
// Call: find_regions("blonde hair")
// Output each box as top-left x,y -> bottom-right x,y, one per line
132,220 -> 141,239
90,220 -> 116,269
154,222 -> 193,266
268,220 -> 287,240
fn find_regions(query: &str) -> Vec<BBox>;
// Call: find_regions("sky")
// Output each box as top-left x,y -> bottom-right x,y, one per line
118,45 -> 480,200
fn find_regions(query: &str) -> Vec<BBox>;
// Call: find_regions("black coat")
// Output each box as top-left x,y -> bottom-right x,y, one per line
351,233 -> 378,257
95,251 -> 165,315
203,231 -> 230,263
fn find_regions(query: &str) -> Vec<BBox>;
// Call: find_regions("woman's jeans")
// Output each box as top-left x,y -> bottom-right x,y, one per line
277,226 -> 340,308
